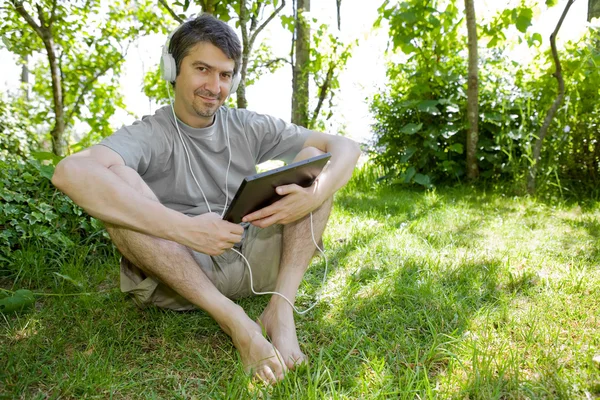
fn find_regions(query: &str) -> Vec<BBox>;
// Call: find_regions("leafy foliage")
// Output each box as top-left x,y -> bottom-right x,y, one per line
0,94 -> 38,161
0,157 -> 112,286
530,27 -> 600,195
307,23 -> 355,132
371,0 -> 599,197
371,0 -> 469,186
0,0 -> 165,154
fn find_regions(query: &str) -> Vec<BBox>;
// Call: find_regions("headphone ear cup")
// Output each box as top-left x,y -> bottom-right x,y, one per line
161,49 -> 176,82
230,73 -> 241,94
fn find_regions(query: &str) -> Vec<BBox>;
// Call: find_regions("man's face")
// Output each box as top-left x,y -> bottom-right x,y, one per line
174,42 -> 235,128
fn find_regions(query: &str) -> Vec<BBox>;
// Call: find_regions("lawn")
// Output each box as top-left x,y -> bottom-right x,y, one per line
2,169 -> 600,399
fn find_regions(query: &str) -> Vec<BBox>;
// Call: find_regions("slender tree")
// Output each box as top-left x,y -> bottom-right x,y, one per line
464,0 -> 479,179
10,0 -> 66,155
238,0 -> 286,109
3,0 -> 161,156
527,0 -> 575,194
291,0 -> 310,127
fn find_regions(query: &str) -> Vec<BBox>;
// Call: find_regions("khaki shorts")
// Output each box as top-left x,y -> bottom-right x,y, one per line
119,224 -> 283,311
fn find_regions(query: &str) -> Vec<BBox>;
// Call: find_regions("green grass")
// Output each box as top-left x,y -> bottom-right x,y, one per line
2,169 -> 600,399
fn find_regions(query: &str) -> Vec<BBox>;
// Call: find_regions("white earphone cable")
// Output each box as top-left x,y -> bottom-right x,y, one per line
230,212 -> 328,315
167,86 -> 213,214
166,82 -> 327,315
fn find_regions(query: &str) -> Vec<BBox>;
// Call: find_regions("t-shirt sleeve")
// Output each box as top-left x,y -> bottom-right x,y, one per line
98,117 -> 163,176
244,112 -> 311,164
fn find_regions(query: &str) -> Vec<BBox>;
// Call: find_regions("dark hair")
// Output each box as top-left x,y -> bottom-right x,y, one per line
169,14 -> 242,79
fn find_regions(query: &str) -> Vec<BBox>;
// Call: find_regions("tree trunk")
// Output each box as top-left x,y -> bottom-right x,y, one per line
292,0 -> 310,127
464,0 -> 479,180
13,1 -> 66,156
21,54 -> 29,100
309,61 -> 334,129
527,0 -> 574,194
336,0 -> 342,30
236,0 -> 285,109
237,0 -> 250,109
589,0 -> 600,21
198,0 -> 217,14
44,31 -> 66,156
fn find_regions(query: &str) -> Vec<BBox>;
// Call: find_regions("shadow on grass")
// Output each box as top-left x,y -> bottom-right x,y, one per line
556,216 -> 600,268
4,184 -> 600,398
292,256 -> 507,398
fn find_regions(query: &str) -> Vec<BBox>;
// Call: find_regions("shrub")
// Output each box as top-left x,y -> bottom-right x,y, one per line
0,157 -> 113,286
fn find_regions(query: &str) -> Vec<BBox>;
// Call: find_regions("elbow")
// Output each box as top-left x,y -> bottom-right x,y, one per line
348,137 -> 362,164
51,157 -> 76,192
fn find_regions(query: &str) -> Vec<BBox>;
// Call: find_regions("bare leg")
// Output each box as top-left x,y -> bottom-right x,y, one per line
105,165 -> 287,383
258,149 -> 333,369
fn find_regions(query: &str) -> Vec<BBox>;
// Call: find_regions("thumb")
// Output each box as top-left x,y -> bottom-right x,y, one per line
276,184 -> 299,195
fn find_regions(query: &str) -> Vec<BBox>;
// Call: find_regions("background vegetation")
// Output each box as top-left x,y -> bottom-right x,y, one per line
1,0 -> 600,398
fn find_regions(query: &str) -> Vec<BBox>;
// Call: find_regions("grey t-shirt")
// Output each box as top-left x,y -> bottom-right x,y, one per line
100,105 -> 310,216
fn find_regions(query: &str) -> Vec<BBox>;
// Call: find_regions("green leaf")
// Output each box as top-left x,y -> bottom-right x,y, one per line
38,164 -> 55,181
399,11 -> 418,24
515,8 -> 533,33
53,272 -> 83,288
400,123 -> 423,135
403,166 -> 416,183
448,143 -> 464,154
545,0 -> 558,6
32,151 -> 63,166
280,15 -> 295,33
487,36 -> 499,48
530,32 -> 543,47
399,147 -> 416,163
417,100 -> 440,115
0,289 -> 35,313
414,173 -> 432,187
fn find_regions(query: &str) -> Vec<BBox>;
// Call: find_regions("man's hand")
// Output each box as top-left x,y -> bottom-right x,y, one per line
242,182 -> 323,228
180,212 -> 244,256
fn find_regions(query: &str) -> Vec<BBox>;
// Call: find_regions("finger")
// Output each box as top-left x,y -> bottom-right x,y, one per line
226,233 -> 243,244
217,241 -> 234,251
251,213 -> 282,229
209,248 -> 225,256
243,205 -> 277,223
224,221 -> 244,235
275,184 -> 301,196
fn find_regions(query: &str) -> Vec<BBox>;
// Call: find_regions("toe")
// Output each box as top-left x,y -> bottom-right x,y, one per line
257,366 -> 277,385
287,352 -> 307,370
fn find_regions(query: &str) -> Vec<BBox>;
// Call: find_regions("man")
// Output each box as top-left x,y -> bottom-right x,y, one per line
52,14 -> 360,384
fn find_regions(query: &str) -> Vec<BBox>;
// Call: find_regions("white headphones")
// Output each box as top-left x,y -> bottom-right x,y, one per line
160,18 -> 327,317
160,19 -> 242,94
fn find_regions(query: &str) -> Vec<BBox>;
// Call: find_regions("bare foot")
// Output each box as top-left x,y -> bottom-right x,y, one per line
231,319 -> 288,384
258,297 -> 307,370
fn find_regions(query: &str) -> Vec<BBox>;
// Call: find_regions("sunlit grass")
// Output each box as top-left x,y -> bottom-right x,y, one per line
1,166 -> 600,398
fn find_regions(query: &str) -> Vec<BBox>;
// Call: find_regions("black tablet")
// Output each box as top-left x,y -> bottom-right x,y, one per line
223,153 -> 331,223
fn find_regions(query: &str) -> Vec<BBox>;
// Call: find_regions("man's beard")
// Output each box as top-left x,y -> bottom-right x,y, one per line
192,89 -> 222,118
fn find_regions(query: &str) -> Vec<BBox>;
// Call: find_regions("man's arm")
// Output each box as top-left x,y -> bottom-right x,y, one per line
242,132 -> 361,227
301,131 -> 362,201
52,145 -> 242,255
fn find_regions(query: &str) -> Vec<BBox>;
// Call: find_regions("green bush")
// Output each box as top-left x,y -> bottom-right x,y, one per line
0,95 -> 39,162
0,157 -> 113,286
371,0 -> 600,197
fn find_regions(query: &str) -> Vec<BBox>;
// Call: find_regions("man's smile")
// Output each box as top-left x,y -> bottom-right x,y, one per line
195,89 -> 221,103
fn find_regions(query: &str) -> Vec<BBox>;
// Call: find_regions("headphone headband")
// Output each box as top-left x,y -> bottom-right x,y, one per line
160,18 -> 241,94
